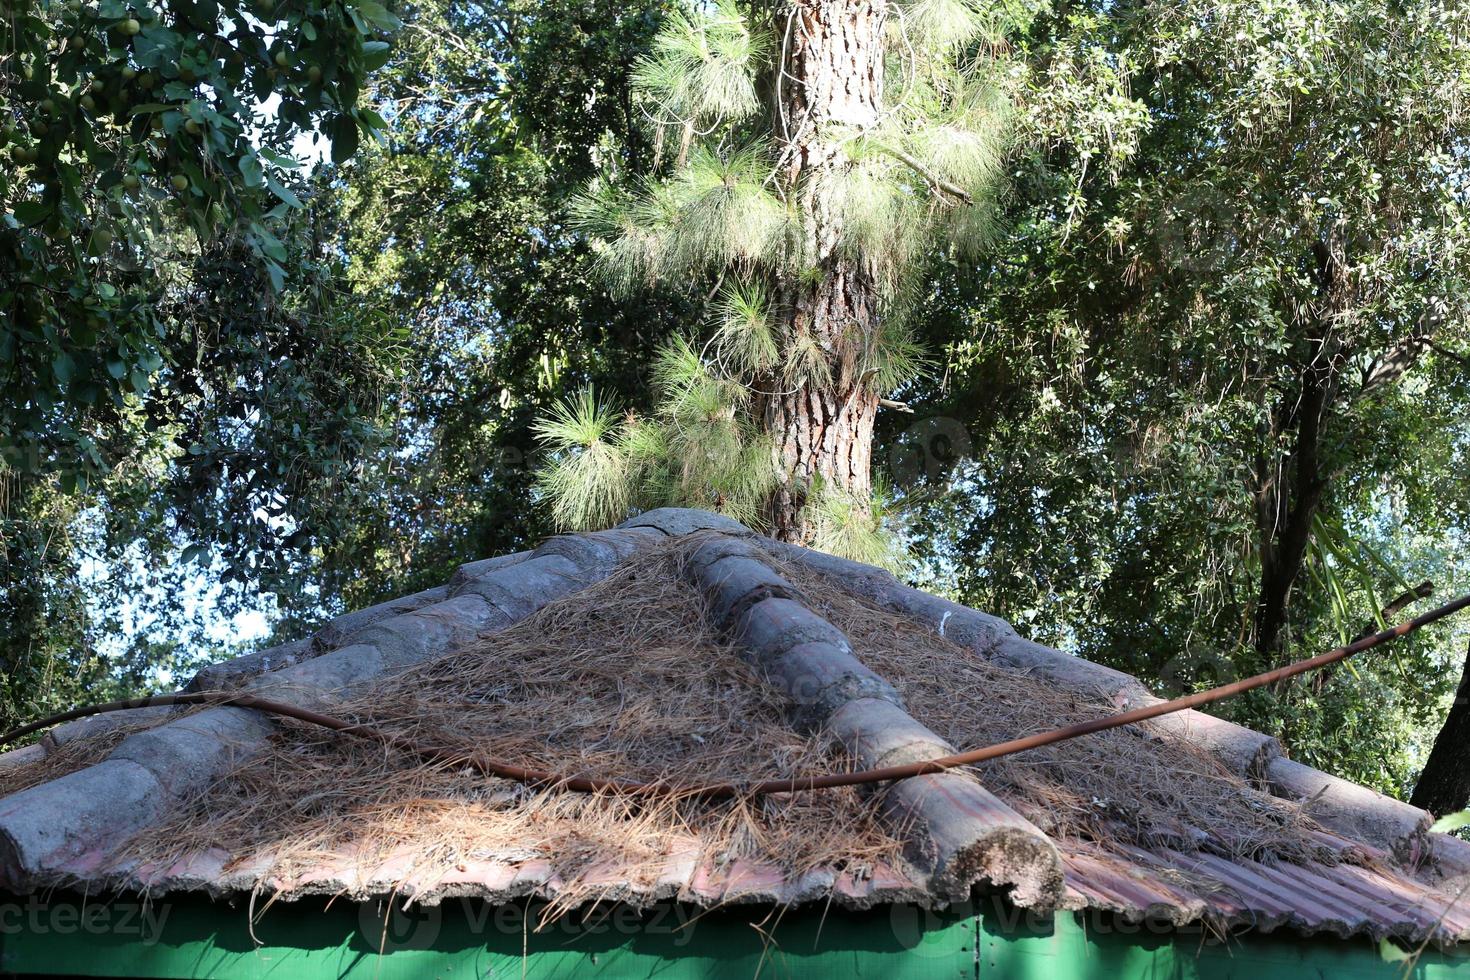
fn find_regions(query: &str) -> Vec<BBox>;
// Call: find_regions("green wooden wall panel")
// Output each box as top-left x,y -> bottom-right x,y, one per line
1,891 -> 1468,979
981,908 -> 1470,980
0,893 -> 975,979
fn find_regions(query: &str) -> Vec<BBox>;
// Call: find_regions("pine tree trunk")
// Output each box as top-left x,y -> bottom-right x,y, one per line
1411,643 -> 1470,816
760,0 -> 887,541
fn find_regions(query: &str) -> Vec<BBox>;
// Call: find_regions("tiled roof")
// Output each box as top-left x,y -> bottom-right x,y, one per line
1,508 -> 1468,946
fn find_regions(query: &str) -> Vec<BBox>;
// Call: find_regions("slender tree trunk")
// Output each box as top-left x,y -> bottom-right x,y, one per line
1252,352 -> 1331,661
1412,643 -> 1470,816
759,0 -> 886,541
1251,238 -> 1348,662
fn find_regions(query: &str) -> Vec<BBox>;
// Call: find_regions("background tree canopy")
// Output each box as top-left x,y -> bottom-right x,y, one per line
3,0 -> 1469,807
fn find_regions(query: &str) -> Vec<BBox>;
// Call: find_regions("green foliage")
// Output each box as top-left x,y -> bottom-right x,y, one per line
0,475 -> 98,729
1,0 -> 394,486
897,0 -> 1044,53
632,0 -> 767,145
575,143 -> 787,295
712,279 -> 778,375
296,0 -> 693,613
0,193 -> 407,724
536,338 -> 776,530
550,0 -> 1036,545
578,0 -> 1023,302
0,0 -> 404,726
808,481 -> 904,573
904,0 -> 1470,793
533,390 -> 632,532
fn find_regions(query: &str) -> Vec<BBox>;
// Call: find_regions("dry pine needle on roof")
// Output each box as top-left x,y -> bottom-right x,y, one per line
12,536 -> 1344,909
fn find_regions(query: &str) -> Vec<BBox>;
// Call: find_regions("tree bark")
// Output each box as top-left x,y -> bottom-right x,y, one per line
1251,238 -> 1348,662
759,0 -> 886,541
1304,580 -> 1434,694
1411,643 -> 1470,816
1252,349 -> 1331,661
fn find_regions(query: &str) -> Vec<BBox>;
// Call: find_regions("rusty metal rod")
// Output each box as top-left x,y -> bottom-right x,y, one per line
5,591 -> 1468,799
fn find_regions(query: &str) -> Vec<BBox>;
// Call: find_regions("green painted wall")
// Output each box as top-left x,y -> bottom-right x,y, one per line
0,891 -> 1465,979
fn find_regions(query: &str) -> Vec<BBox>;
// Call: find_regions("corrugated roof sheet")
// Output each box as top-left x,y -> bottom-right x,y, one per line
1,508 -> 1468,947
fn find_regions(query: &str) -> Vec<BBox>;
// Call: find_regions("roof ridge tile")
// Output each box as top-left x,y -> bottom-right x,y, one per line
681,531 -> 1065,909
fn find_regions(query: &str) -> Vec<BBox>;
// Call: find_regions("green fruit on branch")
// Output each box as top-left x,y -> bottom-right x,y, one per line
183,118 -> 201,134
170,174 -> 189,191
122,173 -> 141,191
120,18 -> 140,35
274,49 -> 290,67
306,64 -> 321,82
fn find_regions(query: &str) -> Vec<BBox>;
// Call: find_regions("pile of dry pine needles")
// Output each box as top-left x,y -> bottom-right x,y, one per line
772,553 -> 1326,865
126,540 -> 906,908
8,536 -> 1338,909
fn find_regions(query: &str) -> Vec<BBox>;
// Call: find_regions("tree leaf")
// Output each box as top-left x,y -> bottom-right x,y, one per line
1431,811 -> 1470,834
350,0 -> 402,32
362,40 -> 392,70
264,172 -> 303,209
330,113 -> 360,163
240,154 -> 264,189
13,201 -> 52,225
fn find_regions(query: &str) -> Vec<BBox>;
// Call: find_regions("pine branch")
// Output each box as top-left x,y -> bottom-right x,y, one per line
1428,340 -> 1470,367
1354,581 -> 1435,642
1307,580 -> 1435,694
882,146 -> 973,205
